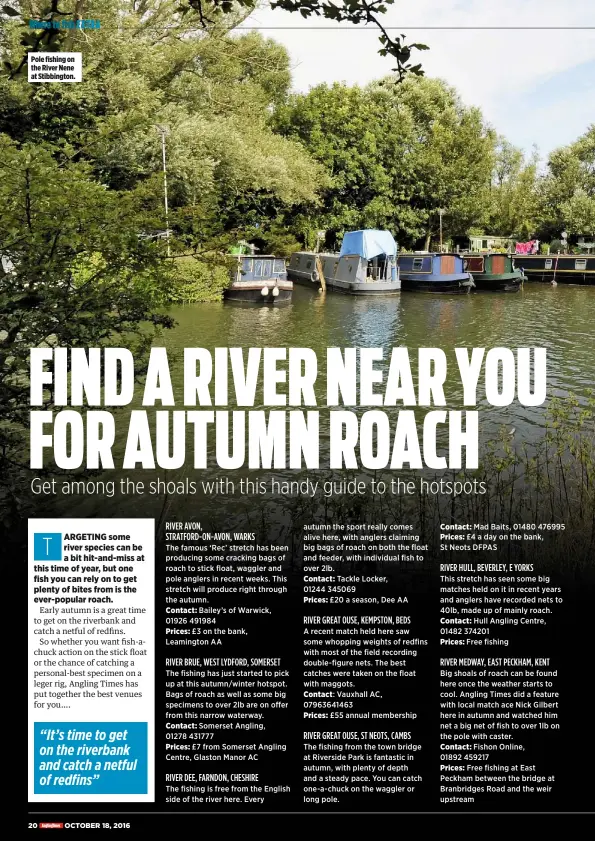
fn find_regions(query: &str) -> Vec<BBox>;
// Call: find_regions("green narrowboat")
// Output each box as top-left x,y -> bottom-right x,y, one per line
463,253 -> 524,292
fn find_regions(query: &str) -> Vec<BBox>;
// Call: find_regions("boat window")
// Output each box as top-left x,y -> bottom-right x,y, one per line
306,260 -> 312,270
482,240 -> 488,249
575,259 -> 587,270
544,259 -> 553,270
348,265 -> 353,273
274,259 -> 285,273
241,258 -> 253,274
254,259 -> 263,277
262,259 -> 272,276
466,256 -> 484,272
412,257 -> 424,271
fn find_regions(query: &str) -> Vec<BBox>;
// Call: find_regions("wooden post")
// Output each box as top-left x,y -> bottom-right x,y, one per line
316,254 -> 326,293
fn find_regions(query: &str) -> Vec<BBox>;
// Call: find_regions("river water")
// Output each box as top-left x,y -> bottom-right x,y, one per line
161,283 -> 594,439
59,283 -> 595,525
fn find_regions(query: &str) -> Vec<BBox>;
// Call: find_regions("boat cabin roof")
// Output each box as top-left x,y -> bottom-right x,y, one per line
339,230 -> 397,259
400,251 -> 463,258
461,251 -> 510,256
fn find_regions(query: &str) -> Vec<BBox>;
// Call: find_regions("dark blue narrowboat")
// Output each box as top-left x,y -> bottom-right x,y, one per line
398,253 -> 474,293
224,254 -> 292,304
511,253 -> 595,285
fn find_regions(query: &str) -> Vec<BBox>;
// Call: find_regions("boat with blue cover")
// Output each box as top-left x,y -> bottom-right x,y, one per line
223,254 -> 292,304
398,252 -> 474,293
287,229 -> 400,295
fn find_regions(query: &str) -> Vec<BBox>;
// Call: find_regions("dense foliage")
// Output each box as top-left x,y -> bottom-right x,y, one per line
0,0 -> 325,529
274,77 -> 496,249
539,126 -> 595,240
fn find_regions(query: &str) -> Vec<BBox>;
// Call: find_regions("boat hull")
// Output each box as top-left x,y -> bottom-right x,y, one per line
326,278 -> 400,295
472,272 -> 523,292
286,270 -> 400,295
223,280 -> 292,305
287,269 -> 320,288
400,273 -> 474,293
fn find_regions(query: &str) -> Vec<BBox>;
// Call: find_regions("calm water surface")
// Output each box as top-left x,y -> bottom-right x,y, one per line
65,284 -> 595,523
162,283 -> 595,439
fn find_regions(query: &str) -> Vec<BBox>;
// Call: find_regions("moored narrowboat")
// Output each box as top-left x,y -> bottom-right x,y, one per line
223,254 -> 292,304
398,253 -> 474,293
463,253 -> 524,292
287,229 -> 400,295
511,253 -> 595,285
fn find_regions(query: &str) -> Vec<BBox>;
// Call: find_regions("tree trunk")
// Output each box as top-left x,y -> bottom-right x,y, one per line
424,229 -> 432,251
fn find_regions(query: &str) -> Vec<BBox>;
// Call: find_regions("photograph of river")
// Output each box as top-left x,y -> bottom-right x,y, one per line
1,1 -> 593,548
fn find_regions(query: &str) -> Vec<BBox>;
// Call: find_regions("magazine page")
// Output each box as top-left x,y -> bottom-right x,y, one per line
3,0 -> 593,828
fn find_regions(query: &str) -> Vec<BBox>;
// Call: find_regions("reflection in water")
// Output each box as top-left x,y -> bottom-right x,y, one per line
342,296 -> 403,348
156,283 -> 595,445
65,284 -> 595,524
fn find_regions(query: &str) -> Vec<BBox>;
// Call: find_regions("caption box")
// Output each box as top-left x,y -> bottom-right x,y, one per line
28,52 -> 82,83
28,518 -> 155,802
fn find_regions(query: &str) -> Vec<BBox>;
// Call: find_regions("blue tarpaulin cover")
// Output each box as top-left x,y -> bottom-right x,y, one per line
339,229 -> 398,259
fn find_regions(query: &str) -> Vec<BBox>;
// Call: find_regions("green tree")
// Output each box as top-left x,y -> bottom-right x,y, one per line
274,76 -> 495,249
560,189 -> 595,235
0,137 -> 174,529
0,0 -> 428,79
392,77 -> 495,248
0,1 -> 331,531
184,0 -> 428,80
486,138 -> 540,237
539,125 -> 595,239
0,1 -> 322,234
2,0 -> 428,80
